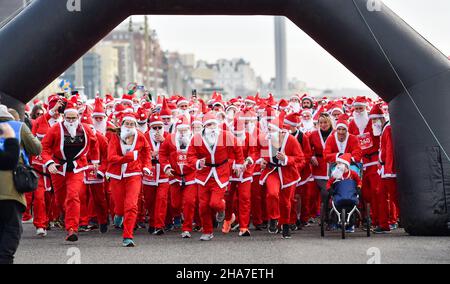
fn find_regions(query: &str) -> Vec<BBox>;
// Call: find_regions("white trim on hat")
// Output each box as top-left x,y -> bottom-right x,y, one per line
64,108 -> 79,115
330,108 -> 344,114
121,115 -> 137,124
203,119 -> 219,126
149,121 -> 164,127
238,116 -> 257,121
369,114 -> 385,119
353,102 -> 367,107
92,112 -> 107,117
284,119 -> 300,127
159,115 -> 172,119
302,96 -> 314,102
121,99 -> 133,105
268,122 -> 282,132
177,99 -> 189,106
244,99 -> 256,104
336,157 -> 350,168
336,123 -> 348,130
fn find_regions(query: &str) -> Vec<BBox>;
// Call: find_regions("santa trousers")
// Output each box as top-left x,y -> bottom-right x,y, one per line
225,181 -> 252,230
51,172 -> 84,233
251,177 -> 267,226
25,176 -> 48,229
362,169 -> 380,225
198,179 -> 227,234
376,178 -> 399,230
143,185 -> 157,228
170,183 -> 198,232
265,173 -> 295,225
153,182 -> 171,229
82,183 -> 109,225
110,176 -> 142,239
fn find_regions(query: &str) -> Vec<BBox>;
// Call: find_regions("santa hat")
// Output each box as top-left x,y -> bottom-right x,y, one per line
261,105 -> 277,120
25,104 -> 31,113
301,93 -> 314,103
192,116 -> 203,126
176,97 -> 189,107
148,114 -> 163,127
369,103 -> 385,119
33,99 -> 42,106
105,94 -> 115,107
267,116 -> 284,132
63,99 -> 78,116
175,115 -> 191,130
278,99 -> 289,110
47,95 -> 60,111
238,108 -> 257,121
335,115 -> 349,130
244,96 -> 256,105
228,98 -> 240,106
336,153 -> 352,168
121,94 -> 134,105
353,96 -> 368,107
159,98 -> 172,119
290,94 -> 301,101
114,104 -> 126,116
313,106 -> 324,122
329,102 -> 344,115
137,107 -> 149,123
119,112 -> 137,125
212,95 -> 225,109
92,97 -> 106,117
284,112 -> 302,127
225,104 -> 239,113
202,111 -> 219,126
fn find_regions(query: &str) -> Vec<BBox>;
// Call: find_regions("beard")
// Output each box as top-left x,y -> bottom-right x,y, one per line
176,131 -> 192,148
372,121 -> 383,136
64,120 -> 79,138
120,126 -> 137,142
302,119 -> 315,132
94,119 -> 107,135
290,102 -> 301,113
204,127 -> 219,146
163,122 -> 172,133
353,111 -> 369,133
137,123 -> 148,134
150,128 -> 163,142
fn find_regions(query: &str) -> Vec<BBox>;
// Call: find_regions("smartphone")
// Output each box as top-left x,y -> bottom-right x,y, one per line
192,89 -> 197,98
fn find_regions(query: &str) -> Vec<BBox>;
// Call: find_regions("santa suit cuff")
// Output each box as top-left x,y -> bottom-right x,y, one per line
280,156 -> 288,166
255,158 -> 264,165
91,160 -> 100,165
163,165 -> 172,173
133,151 -> 138,161
97,171 -> 105,178
48,110 -> 56,117
245,157 -> 254,165
44,160 -> 55,168
143,167 -> 151,176
196,160 -> 202,170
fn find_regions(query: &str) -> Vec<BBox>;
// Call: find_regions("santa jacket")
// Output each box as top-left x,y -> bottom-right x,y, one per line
230,132 -> 260,183
84,132 -> 108,185
379,122 -> 396,178
292,130 -> 314,186
187,130 -> 245,189
324,132 -> 362,165
142,131 -> 169,186
259,132 -> 305,189
159,133 -> 196,186
309,130 -> 330,180
41,122 -> 99,176
106,132 -> 151,180
348,119 -> 380,169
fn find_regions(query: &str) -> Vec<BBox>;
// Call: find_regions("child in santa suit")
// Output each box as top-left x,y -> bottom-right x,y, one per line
41,99 -> 99,242
106,112 -> 151,247
187,112 -> 244,241
369,104 -> 399,233
144,114 -> 171,236
223,109 -> 259,237
259,117 -> 306,239
159,116 -> 197,238
326,153 -> 363,233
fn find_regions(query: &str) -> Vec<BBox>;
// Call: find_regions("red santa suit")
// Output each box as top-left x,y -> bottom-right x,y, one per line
41,118 -> 99,234
187,113 -> 245,235
29,103 -> 62,230
143,116 -> 170,231
106,113 -> 151,240
159,118 -> 198,233
377,120 -> 399,230
323,132 -> 362,165
225,112 -> 259,232
259,120 -> 306,226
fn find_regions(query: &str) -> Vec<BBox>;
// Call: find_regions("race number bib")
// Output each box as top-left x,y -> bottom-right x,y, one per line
86,166 -> 103,183
177,151 -> 187,166
358,132 -> 373,150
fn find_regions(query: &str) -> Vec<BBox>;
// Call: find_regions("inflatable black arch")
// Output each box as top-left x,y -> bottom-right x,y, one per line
0,0 -> 449,236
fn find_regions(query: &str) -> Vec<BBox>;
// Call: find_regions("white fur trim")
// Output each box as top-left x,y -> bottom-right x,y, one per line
203,119 -> 219,126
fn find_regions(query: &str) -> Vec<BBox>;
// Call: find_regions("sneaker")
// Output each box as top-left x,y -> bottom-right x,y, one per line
122,238 -> 135,247
165,223 -> 174,232
308,218 -> 316,224
113,215 -> 124,229
193,225 -> 202,232
290,224 -> 298,232
345,225 -> 355,233
78,225 -> 91,232
302,222 -> 311,228
268,219 -> 278,234
282,224 -> 291,239
22,218 -> 34,224
327,224 -> 338,231
153,228 -> 165,235
148,226 -> 155,234
231,223 -> 240,232
65,229 -> 78,242
99,224 -> 108,234
373,227 -> 391,234
239,229 -> 251,237
390,223 -> 398,230
222,220 -> 232,234
137,222 -> 147,229
87,221 -> 99,230
216,211 -> 225,223
173,217 -> 183,229
36,228 -> 47,237
181,231 -> 192,239
200,233 -> 214,241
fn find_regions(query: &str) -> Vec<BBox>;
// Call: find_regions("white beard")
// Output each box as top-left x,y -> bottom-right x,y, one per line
94,120 -> 107,135
64,121 -> 79,138
176,131 -> 192,148
372,121 -> 383,137
331,164 -> 346,180
204,127 -> 219,147
290,102 -> 301,113
138,123 -> 148,134
120,126 -> 137,142
150,128 -> 164,143
302,119 -> 315,132
163,122 -> 172,133
353,111 -> 369,134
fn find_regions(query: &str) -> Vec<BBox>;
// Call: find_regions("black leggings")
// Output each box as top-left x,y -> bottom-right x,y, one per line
0,200 -> 24,264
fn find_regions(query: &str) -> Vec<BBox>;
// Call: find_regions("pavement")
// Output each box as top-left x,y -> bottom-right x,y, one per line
14,222 -> 450,264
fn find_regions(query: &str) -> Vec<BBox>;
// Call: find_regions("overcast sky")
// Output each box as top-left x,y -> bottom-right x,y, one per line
126,0 -> 450,90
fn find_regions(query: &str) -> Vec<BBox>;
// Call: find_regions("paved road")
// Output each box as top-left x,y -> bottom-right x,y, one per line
15,223 -> 450,264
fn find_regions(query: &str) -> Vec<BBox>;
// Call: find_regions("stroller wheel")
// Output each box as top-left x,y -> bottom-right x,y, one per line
341,209 -> 346,240
366,203 -> 371,237
320,203 -> 325,237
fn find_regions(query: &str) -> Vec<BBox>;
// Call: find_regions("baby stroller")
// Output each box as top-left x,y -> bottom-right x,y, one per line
320,162 -> 371,239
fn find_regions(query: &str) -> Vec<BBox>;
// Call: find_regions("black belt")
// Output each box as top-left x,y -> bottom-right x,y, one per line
173,172 -> 186,188
55,156 -> 81,166
315,154 -> 323,158
151,159 -> 160,164
205,159 -> 228,168
364,152 -> 379,159
269,162 -> 282,169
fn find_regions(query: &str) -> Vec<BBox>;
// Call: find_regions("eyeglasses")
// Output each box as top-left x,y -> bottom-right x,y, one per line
65,117 -> 78,122
152,126 -> 163,130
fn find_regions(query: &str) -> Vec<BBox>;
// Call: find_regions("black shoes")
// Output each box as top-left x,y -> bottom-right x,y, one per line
282,224 -> 291,239
268,219 -> 278,234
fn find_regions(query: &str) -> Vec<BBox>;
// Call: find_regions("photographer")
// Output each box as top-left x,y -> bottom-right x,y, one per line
0,104 -> 42,264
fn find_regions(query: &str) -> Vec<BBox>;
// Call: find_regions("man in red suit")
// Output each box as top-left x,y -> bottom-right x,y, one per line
187,112 -> 244,241
369,104 -> 399,233
41,100 -> 99,242
259,117 -> 306,239
160,116 -> 197,238
106,112 -> 151,247
348,96 -> 381,227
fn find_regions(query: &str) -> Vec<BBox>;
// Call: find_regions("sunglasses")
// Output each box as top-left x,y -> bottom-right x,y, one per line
152,126 -> 163,130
